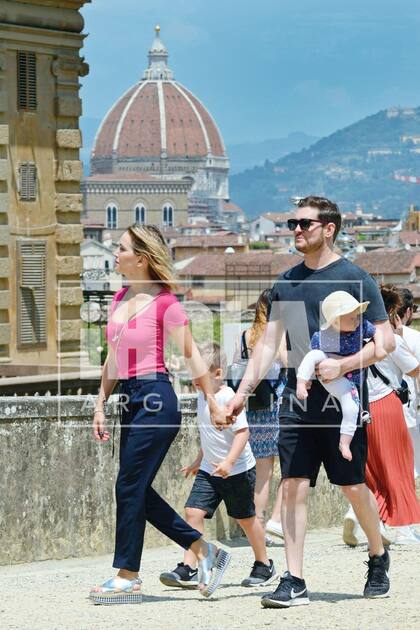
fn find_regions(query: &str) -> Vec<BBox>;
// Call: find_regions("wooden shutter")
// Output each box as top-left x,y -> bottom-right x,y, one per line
19,162 -> 37,201
17,241 -> 47,346
17,51 -> 37,110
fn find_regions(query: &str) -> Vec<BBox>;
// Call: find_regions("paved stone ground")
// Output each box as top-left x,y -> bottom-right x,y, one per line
0,527 -> 419,630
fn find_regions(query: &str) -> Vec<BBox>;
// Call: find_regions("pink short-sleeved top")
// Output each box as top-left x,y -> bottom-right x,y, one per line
106,287 -> 188,379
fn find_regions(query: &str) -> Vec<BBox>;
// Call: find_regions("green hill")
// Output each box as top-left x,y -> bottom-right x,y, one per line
230,107 -> 420,218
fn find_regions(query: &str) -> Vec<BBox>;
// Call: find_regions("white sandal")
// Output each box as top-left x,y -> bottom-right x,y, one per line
89,576 -> 142,605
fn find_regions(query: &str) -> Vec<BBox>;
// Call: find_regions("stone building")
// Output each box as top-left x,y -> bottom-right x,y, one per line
82,26 -> 230,236
405,204 -> 420,232
81,172 -> 193,242
0,1 -> 88,375
176,252 -> 301,310
169,234 -> 249,262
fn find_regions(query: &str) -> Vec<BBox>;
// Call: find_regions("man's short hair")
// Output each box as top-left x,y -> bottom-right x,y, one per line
396,287 -> 414,317
199,342 -> 227,375
297,195 -> 341,242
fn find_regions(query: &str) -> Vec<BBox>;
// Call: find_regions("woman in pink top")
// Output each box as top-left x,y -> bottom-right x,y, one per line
89,225 -> 231,604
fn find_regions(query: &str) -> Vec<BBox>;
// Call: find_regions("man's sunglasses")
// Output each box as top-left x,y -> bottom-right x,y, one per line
287,218 -> 326,232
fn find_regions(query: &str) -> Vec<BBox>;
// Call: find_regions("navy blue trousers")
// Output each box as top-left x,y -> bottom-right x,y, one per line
113,373 -> 202,572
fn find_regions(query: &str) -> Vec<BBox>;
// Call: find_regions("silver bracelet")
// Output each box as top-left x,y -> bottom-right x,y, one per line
94,397 -> 107,415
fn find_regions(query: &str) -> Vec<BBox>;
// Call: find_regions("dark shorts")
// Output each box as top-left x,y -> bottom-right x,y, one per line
278,389 -> 368,488
185,467 -> 256,520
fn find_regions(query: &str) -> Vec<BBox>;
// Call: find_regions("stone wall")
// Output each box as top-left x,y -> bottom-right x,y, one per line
0,394 -> 352,565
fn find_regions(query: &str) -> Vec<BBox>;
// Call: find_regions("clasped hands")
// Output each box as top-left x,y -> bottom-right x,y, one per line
209,391 -> 249,430
209,401 -> 235,430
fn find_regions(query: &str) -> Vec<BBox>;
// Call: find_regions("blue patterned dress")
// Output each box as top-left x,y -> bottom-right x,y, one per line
247,374 -> 287,459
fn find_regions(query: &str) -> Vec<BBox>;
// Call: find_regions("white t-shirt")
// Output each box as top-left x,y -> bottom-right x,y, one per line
402,325 -> 420,428
197,387 -> 256,476
367,334 -> 419,404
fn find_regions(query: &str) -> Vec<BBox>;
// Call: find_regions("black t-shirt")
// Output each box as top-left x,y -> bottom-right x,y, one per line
270,257 -> 387,421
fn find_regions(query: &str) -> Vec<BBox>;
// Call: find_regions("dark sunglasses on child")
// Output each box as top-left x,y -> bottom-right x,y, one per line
287,218 -> 326,232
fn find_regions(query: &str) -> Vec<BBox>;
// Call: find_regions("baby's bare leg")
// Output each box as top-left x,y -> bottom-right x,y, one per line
319,377 -> 359,461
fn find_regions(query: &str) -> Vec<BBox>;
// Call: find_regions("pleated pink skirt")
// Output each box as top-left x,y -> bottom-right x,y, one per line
366,391 -> 420,526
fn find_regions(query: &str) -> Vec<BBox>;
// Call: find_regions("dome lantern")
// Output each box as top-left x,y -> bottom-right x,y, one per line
143,25 -> 173,80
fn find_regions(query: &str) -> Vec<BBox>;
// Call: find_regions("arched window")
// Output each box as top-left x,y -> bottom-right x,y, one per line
106,204 -> 118,229
163,204 -> 173,227
134,204 -> 146,224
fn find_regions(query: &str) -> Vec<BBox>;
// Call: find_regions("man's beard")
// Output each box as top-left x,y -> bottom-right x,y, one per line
294,236 -> 324,253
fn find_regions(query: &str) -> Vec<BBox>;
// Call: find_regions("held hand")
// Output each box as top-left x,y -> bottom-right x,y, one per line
211,459 -> 232,479
180,458 -> 201,478
315,357 -> 342,383
225,393 -> 246,423
209,401 -> 233,431
92,410 -> 110,442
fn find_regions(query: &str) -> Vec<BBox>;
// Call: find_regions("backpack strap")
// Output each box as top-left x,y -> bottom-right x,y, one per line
369,363 -> 391,386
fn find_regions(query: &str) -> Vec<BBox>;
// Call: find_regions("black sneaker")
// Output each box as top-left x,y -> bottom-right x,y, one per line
363,549 -> 390,598
241,559 -> 278,587
159,563 -> 198,589
261,571 -> 309,608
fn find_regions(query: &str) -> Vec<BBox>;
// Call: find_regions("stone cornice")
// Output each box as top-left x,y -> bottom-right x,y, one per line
82,180 -> 193,195
0,0 -> 89,33
20,1 -> 89,8
0,22 -> 86,50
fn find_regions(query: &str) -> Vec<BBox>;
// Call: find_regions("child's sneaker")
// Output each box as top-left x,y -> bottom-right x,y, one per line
261,571 -> 309,608
241,559 -> 278,587
159,563 -> 198,589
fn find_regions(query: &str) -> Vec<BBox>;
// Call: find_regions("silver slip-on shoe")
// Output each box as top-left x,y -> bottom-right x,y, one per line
89,576 -> 142,605
198,542 -> 231,598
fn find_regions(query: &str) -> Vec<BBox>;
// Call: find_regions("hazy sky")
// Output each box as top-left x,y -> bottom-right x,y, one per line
80,0 -> 420,145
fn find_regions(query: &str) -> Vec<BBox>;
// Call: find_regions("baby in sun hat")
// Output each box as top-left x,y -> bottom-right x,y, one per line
296,290 -> 386,461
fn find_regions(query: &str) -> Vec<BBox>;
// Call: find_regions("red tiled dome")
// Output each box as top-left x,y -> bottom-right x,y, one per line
92,79 -> 226,161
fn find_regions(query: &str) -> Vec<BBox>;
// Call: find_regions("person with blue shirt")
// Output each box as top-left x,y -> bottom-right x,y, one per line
296,291 -> 386,461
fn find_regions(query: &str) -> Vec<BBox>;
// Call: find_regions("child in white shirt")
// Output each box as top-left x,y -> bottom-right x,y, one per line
159,343 -> 278,590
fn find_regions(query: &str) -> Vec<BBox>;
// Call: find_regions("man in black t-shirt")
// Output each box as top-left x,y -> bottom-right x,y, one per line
226,196 -> 396,608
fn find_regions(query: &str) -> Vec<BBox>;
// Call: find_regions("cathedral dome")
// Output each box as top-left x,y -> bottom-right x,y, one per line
91,26 -> 227,167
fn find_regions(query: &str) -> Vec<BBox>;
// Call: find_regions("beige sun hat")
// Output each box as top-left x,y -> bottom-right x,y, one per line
320,291 -> 370,330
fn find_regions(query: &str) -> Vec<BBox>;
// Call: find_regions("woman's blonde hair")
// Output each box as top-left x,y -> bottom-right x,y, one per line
248,288 -> 272,348
126,224 -> 177,290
